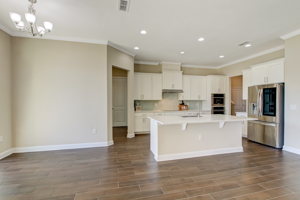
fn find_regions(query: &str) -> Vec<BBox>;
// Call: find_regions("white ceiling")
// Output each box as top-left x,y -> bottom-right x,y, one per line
1,0 -> 300,67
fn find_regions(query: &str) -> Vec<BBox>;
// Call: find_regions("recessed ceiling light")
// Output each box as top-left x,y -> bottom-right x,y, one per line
134,46 -> 140,50
219,55 -> 225,58
140,30 -> 147,35
239,41 -> 252,48
245,43 -> 252,48
180,51 -> 185,55
198,37 -> 205,42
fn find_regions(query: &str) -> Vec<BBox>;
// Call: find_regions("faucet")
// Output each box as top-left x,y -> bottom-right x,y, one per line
197,101 -> 201,118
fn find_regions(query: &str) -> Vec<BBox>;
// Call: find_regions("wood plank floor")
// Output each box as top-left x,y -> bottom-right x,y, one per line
1,127 -> 300,200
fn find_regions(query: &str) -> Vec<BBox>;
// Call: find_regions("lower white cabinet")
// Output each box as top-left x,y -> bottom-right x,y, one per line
134,114 -> 150,133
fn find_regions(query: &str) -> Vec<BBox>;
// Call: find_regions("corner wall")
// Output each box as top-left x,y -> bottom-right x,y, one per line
107,46 -> 134,140
0,30 -> 12,156
283,35 -> 300,152
12,37 -> 109,148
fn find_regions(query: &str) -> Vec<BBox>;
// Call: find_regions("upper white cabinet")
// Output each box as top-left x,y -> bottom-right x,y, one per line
207,75 -> 227,94
162,70 -> 183,90
251,58 -> 284,86
242,58 -> 284,100
179,75 -> 207,100
134,73 -> 162,100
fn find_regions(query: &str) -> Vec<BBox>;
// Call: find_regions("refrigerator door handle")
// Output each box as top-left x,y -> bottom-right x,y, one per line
258,89 -> 263,117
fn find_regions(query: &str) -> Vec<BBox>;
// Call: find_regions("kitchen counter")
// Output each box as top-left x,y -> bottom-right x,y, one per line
149,114 -> 256,125
149,114 -> 256,162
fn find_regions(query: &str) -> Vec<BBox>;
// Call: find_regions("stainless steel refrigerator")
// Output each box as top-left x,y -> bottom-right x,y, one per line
247,83 -> 284,148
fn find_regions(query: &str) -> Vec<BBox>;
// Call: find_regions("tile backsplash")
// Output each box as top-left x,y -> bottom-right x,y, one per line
135,93 -> 203,111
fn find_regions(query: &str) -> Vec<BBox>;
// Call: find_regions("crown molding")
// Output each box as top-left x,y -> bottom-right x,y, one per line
0,23 -> 14,36
107,41 -> 136,57
160,61 -> 182,65
281,28 -> 300,40
216,45 -> 284,69
181,64 -> 218,69
134,61 -> 160,65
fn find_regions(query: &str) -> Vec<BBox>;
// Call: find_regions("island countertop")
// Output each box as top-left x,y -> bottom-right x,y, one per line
149,114 -> 257,125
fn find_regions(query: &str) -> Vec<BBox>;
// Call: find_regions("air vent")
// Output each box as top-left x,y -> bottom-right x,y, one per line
119,0 -> 130,12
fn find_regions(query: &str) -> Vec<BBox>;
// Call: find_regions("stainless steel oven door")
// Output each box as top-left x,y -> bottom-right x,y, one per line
257,83 -> 284,123
248,121 -> 283,148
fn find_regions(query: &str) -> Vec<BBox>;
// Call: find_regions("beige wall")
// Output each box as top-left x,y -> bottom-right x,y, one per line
134,64 -> 220,75
0,30 -> 12,154
220,50 -> 285,77
112,67 -> 127,77
107,46 -> 134,140
284,35 -> 300,150
12,37 -> 108,147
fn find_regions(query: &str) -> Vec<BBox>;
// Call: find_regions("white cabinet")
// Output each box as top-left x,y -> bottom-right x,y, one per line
134,73 -> 162,100
207,75 -> 227,94
151,74 -> 163,100
179,75 -> 207,100
134,114 -> 150,133
162,70 -> 183,90
251,58 -> 284,86
242,69 -> 253,100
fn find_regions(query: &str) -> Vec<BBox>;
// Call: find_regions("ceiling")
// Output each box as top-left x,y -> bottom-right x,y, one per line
0,0 -> 300,67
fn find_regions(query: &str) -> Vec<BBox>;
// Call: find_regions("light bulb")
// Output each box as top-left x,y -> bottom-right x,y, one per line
16,21 -> 25,30
43,21 -> 53,31
9,12 -> 21,23
37,26 -> 46,35
25,13 -> 36,24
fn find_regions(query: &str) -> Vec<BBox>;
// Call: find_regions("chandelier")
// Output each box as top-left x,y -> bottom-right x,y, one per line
9,0 -> 53,37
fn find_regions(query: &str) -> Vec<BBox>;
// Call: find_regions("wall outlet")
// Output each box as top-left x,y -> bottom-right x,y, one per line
0,136 -> 3,142
92,128 -> 97,134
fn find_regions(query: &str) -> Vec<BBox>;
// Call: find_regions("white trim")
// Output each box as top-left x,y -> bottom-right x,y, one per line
13,141 -> 113,153
0,23 -> 14,36
108,41 -> 136,57
216,45 -> 284,69
127,134 -> 135,138
0,148 -> 14,160
283,146 -> 300,155
281,28 -> 300,40
182,64 -> 217,69
160,61 -> 182,65
134,61 -> 160,65
154,147 -> 243,162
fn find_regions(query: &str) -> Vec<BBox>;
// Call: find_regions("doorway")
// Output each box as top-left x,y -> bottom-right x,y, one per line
230,75 -> 246,115
112,67 -> 128,141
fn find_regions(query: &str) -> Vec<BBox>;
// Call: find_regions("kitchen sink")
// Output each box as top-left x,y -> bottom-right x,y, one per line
181,115 -> 202,118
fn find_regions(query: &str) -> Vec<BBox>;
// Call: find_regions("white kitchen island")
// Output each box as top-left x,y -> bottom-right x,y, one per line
149,114 -> 256,161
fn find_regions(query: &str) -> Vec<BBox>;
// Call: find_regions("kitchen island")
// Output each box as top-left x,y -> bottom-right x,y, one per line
149,114 -> 256,161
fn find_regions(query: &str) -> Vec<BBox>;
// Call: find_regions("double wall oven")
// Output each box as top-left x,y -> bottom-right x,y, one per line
248,83 -> 284,148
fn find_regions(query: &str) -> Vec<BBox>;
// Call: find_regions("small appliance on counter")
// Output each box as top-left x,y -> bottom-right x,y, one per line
178,101 -> 189,111
134,101 -> 143,111
211,93 -> 225,114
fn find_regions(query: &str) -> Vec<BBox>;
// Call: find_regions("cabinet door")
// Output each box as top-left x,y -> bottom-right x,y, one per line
140,74 -> 152,100
200,76 -> 207,100
134,116 -> 144,132
151,74 -> 162,100
267,60 -> 284,84
163,71 -> 183,89
179,75 -> 191,100
134,75 -> 142,100
252,65 -> 268,85
190,76 -> 202,100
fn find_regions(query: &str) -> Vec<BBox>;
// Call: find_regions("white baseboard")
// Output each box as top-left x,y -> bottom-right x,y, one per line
0,148 -> 14,160
283,146 -> 300,155
154,147 -> 244,162
127,134 -> 135,138
0,141 -> 114,160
